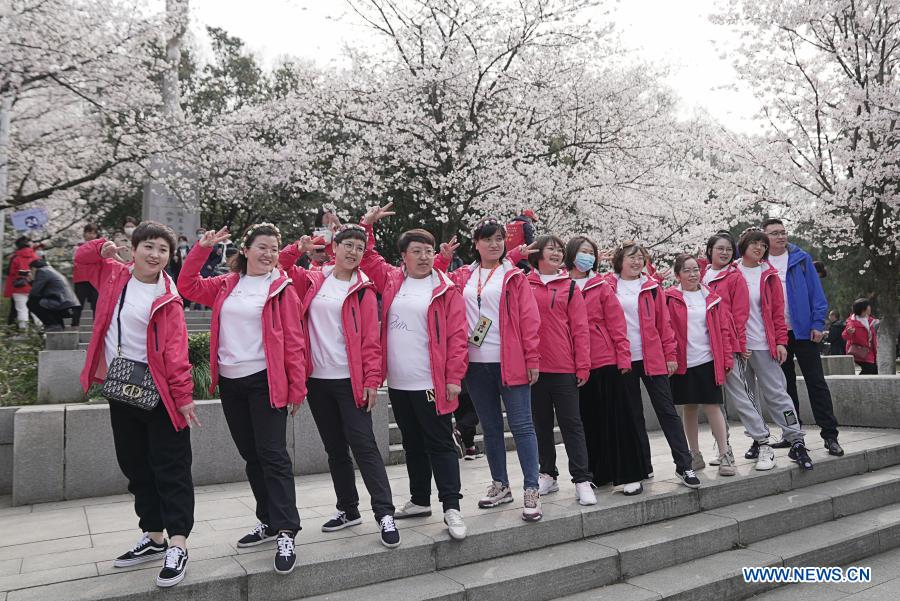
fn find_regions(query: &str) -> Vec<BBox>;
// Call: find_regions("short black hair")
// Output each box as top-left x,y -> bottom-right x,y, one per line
527,235 -> 565,269
564,236 -> 599,272
471,217 -> 507,263
83,223 -> 99,234
14,236 -> 30,250
852,298 -> 870,316
612,241 -> 649,274
131,221 -> 177,255
398,229 -> 436,253
737,229 -> 770,260
334,225 -> 367,246
232,223 -> 282,274
29,259 -> 47,269
705,232 -> 737,263
673,253 -> 700,275
123,216 -> 139,226
761,218 -> 784,230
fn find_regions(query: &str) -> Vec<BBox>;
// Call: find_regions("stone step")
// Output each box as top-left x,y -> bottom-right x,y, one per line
293,466 -> 900,601
388,427 -> 563,464
9,434 -> 900,601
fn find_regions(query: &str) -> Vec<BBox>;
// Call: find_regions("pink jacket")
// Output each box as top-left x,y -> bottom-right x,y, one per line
279,245 -> 382,407
665,285 -> 734,385
842,315 -> 877,364
358,245 -> 469,415
582,274 -> 631,370
702,263 -> 750,354
434,253 -> 541,387
76,239 -> 193,430
604,274 -> 677,376
525,270 -> 590,380
178,244 -> 308,408
744,261 -> 789,358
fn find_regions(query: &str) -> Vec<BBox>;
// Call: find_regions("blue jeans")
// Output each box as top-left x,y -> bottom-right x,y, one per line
465,362 -> 539,490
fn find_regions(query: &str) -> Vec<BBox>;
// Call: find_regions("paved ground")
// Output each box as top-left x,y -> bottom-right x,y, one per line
0,424 -> 896,598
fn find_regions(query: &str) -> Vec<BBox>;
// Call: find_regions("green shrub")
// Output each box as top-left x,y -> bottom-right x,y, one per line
188,332 -> 217,399
0,325 -> 44,406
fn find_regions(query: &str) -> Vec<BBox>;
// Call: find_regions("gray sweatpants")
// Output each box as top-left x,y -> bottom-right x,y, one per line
724,350 -> 804,444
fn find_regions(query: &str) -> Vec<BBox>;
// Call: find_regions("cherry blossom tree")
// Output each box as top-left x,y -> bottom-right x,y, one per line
718,0 -> 900,371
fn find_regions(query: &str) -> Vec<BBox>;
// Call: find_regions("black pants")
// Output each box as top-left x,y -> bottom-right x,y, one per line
858,362 -> 878,375
307,378 -> 394,520
26,297 -> 70,329
71,282 -> 98,327
531,372 -> 592,483
781,331 -> 840,440
624,361 -> 692,473
220,370 -> 300,533
581,366 -> 649,486
453,381 -> 479,448
109,400 -> 194,537
389,388 -> 462,512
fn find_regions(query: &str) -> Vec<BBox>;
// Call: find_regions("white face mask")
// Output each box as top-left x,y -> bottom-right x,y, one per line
123,226 -> 136,236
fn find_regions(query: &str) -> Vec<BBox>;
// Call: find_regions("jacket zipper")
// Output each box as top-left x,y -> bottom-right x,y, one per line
434,310 -> 440,342
550,288 -> 558,309
351,306 -> 358,333
153,322 -> 159,352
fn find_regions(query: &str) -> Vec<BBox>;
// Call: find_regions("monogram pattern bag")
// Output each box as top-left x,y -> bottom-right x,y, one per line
101,284 -> 161,411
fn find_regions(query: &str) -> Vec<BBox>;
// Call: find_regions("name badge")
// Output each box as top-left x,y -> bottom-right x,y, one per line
468,316 -> 492,347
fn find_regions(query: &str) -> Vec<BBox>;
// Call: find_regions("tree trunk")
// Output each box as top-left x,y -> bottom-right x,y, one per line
875,268 -> 899,375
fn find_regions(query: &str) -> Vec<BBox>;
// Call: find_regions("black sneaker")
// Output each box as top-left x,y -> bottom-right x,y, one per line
236,522 -> 277,548
824,438 -> 844,457
677,468 -> 701,488
789,441 -> 814,470
744,440 -> 760,460
379,515 -> 401,548
771,438 -> 791,449
113,533 -> 168,567
274,532 -> 296,574
321,510 -> 363,532
463,446 -> 484,461
452,429 -> 465,459
156,546 -> 187,587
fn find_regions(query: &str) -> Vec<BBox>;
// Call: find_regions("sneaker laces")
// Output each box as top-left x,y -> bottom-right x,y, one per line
683,469 -> 698,479
524,488 -> 539,508
276,534 -> 294,558
249,522 -> 268,536
485,481 -> 505,497
163,547 -> 183,569
445,509 -> 464,527
329,510 -> 347,522
131,533 -> 152,552
380,515 -> 397,533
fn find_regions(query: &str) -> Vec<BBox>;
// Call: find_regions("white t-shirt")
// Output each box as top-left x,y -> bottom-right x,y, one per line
683,289 -> 713,367
538,273 -> 557,284
308,274 -> 352,379
464,264 -> 506,363
768,251 -> 791,330
702,266 -> 724,286
616,275 -> 645,362
572,270 -> 595,290
218,272 -> 272,379
738,264 -> 769,351
387,275 -> 434,390
104,275 -> 158,367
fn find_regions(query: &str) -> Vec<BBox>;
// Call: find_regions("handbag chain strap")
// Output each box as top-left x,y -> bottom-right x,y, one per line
116,283 -> 128,358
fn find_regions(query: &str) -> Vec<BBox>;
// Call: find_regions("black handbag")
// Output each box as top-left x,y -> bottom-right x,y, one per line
101,284 -> 161,411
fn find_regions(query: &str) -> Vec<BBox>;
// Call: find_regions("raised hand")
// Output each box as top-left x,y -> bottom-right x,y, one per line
597,248 -> 614,263
516,241 -> 540,257
363,201 -> 396,225
296,235 -> 326,255
199,227 -> 230,248
100,240 -> 127,259
440,235 -> 460,261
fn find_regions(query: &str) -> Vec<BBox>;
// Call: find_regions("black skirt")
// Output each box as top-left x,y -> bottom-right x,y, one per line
579,365 -> 650,486
670,361 -> 723,405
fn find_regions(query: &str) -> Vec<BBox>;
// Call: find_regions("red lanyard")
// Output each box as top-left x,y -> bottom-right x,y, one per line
476,264 -> 501,312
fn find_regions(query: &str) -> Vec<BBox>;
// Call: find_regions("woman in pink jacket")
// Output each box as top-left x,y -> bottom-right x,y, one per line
607,241 -> 699,493
666,255 -> 736,477
730,229 -> 813,471
435,217 -> 543,521
521,235 -> 595,505
843,298 -> 878,374
179,224 -> 307,575
278,224 -> 400,549
357,205 -> 470,539
77,222 -> 196,588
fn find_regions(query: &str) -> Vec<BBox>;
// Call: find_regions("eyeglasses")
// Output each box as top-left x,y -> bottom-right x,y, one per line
680,268 -> 701,275
339,241 -> 365,253
406,248 -> 435,258
749,240 -> 769,249
766,230 -> 788,237
712,245 -> 732,253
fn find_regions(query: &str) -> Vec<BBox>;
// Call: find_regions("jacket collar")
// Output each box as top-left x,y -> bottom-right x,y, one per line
527,268 -> 571,286
321,265 -> 373,297
583,272 -> 608,292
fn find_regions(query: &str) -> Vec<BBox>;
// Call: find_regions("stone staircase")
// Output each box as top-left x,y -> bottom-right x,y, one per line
7,427 -> 900,601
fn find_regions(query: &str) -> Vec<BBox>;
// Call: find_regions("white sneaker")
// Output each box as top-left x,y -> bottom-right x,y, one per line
538,473 -> 559,495
522,488 -> 542,521
623,482 -> 643,495
478,481 -> 513,508
443,509 -> 467,540
755,444 -> 776,471
394,500 -> 432,519
575,482 -> 597,506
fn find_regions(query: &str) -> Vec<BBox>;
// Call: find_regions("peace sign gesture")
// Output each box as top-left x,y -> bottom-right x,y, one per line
296,235 -> 326,255
439,235 -> 461,261
363,201 -> 396,226
199,227 -> 230,248
516,241 -> 540,258
100,240 -> 129,260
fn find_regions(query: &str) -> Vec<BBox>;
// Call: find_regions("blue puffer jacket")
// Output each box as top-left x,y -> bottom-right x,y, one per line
782,243 -> 828,340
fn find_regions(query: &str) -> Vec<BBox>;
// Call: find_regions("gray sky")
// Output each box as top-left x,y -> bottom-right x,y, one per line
188,0 -> 763,133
